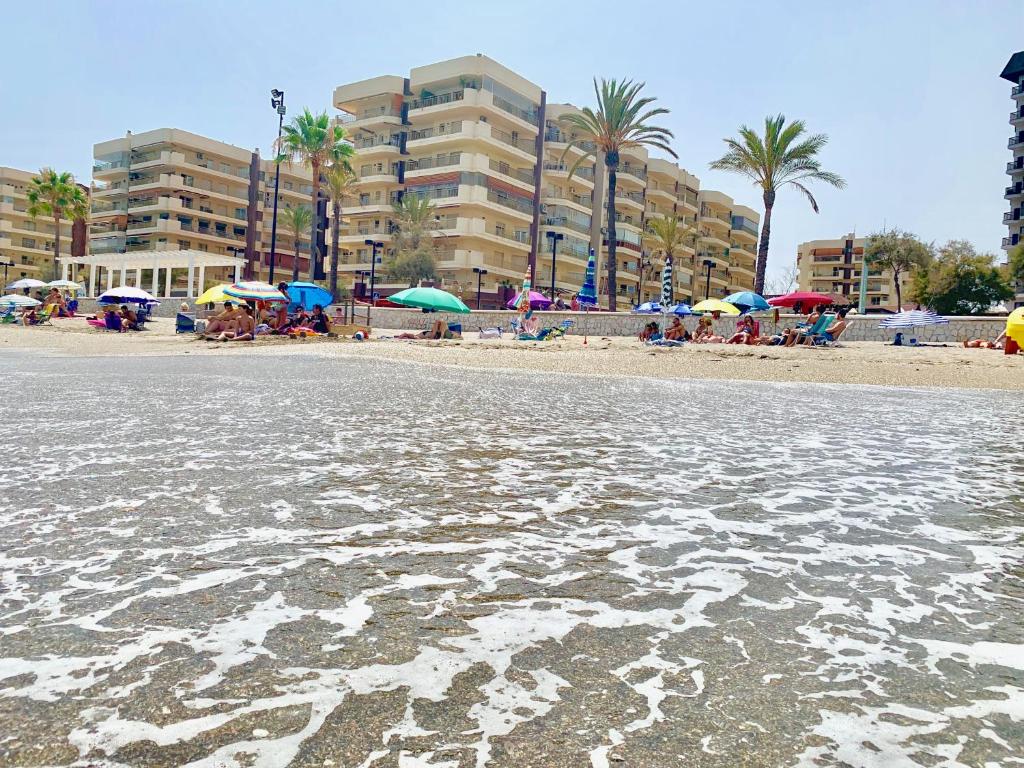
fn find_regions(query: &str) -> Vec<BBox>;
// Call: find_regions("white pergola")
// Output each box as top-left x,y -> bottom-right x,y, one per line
60,250 -> 246,298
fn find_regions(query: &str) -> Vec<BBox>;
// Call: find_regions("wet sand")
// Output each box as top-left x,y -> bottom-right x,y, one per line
1,318 -> 1021,391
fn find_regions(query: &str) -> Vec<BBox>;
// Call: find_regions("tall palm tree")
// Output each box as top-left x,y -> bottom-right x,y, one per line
278,109 -> 354,281
645,216 -> 697,304
324,163 -> 358,301
26,169 -> 89,280
281,206 -> 312,283
560,79 -> 675,311
710,114 -> 845,294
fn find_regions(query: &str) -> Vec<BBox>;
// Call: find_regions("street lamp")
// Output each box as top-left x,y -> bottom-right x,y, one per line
268,89 -> 286,284
545,231 -> 563,301
0,259 -> 14,288
472,266 -> 488,309
636,255 -> 652,306
364,239 -> 382,323
703,259 -> 716,301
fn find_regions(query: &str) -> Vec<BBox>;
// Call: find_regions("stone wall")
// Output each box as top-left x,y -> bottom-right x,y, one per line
354,306 -> 1007,343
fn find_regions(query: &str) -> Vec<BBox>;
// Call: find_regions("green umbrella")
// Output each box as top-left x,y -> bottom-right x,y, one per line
389,286 -> 471,314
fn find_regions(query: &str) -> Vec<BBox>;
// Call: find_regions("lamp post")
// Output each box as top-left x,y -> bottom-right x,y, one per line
545,231 -> 563,301
703,259 -> 716,301
268,89 -> 286,284
637,255 -> 652,306
0,260 -> 14,288
364,239 -> 382,323
472,266 -> 488,309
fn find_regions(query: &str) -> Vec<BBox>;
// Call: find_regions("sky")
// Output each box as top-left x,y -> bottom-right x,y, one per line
3,0 -> 1021,284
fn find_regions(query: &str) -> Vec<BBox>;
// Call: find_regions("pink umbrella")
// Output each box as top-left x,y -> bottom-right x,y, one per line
506,290 -> 552,310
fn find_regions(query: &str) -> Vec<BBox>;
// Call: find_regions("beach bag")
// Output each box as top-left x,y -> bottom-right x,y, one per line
479,327 -> 501,339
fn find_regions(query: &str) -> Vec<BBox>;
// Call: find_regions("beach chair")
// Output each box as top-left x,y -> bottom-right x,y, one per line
175,312 -> 196,333
0,306 -> 17,324
808,319 -> 848,347
516,328 -> 552,341
794,313 -> 833,343
508,317 -> 522,336
31,306 -> 55,326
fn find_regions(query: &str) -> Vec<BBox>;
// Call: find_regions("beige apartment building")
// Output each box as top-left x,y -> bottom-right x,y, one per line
796,234 -> 910,311
1001,50 -> 1024,307
332,54 -> 760,308
89,129 -> 313,291
1,166 -> 84,285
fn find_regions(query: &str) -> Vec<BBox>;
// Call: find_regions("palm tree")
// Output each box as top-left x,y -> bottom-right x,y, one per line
324,163 -> 358,301
281,206 -> 312,283
560,79 -> 676,311
26,169 -> 89,281
278,109 -> 354,281
710,114 -> 845,294
645,216 -> 697,302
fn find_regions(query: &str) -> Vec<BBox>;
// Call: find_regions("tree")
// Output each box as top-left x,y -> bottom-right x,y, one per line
278,109 -> 354,281
324,163 -> 358,301
26,169 -> 89,281
1008,243 -> 1024,290
710,114 -> 845,294
281,206 -> 312,283
560,79 -> 676,311
864,229 -> 933,311
645,216 -> 696,303
764,265 -> 799,296
386,194 -> 437,286
911,240 -> 1012,315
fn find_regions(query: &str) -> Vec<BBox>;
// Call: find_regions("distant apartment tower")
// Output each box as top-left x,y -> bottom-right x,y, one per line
89,129 -> 314,289
332,54 -> 759,308
1,166 -> 85,284
796,234 -> 909,311
1002,51 -> 1024,308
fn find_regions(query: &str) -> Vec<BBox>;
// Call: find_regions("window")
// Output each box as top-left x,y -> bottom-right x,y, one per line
359,194 -> 370,205
235,207 -> 246,219
21,238 -> 35,248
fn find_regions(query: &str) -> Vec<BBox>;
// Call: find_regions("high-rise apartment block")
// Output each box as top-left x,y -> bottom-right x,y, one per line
1001,51 -> 1024,307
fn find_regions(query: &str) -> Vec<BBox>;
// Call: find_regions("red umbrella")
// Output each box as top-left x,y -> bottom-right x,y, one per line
767,291 -> 845,308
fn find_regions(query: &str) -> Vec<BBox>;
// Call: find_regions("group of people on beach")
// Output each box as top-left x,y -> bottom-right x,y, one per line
199,283 -> 332,341
640,305 -> 850,347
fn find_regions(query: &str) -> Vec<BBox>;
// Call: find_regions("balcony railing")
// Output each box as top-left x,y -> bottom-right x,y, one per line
488,159 -> 534,184
732,219 -> 759,237
486,190 -> 534,215
490,127 -> 536,155
355,135 -> 401,150
1009,159 -> 1024,173
615,190 -> 644,204
1010,135 -> 1024,149
405,186 -> 460,202
617,165 -> 647,181
1008,184 -> 1024,197
493,229 -> 531,245
543,162 -> 594,180
544,131 -> 597,152
1014,84 -> 1023,96
341,107 -> 403,122
410,90 -> 465,110
409,122 -> 465,141
1004,211 -> 1021,223
407,153 -> 461,172
1012,110 -> 1024,122
492,94 -> 540,126
1003,235 -> 1020,247
678,190 -> 699,206
701,208 -> 733,225
544,216 -> 590,236
93,159 -> 129,173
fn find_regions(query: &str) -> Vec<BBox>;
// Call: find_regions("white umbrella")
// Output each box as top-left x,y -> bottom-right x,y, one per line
0,294 -> 42,308
6,278 -> 47,291
97,286 -> 160,304
46,280 -> 85,291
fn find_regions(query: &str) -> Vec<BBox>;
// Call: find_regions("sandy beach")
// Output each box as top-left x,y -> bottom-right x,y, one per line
1,319 -> 1022,390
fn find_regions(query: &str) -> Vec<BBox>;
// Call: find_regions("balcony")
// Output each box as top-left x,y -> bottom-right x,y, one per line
1010,135 -> 1024,150
1004,211 -> 1021,223
678,190 -> 699,208
410,90 -> 465,110
354,135 -> 402,151
406,153 -> 461,173
544,130 -> 596,152
543,162 -> 594,181
1007,184 -> 1024,199
1009,158 -> 1024,174
486,189 -> 534,216
1014,84 -> 1023,96
617,165 -> 646,182
489,126 -> 536,156
544,216 -> 590,237
1003,235 -> 1020,248
409,122 -> 466,141
488,158 -> 534,185
1011,110 -> 1024,124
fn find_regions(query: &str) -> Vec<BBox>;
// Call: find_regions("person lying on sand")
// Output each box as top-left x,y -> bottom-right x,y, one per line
964,331 -> 1006,349
396,319 -> 459,340
693,317 -> 724,344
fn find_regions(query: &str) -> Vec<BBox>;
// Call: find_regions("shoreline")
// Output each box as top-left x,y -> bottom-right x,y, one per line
1,321 -> 1021,391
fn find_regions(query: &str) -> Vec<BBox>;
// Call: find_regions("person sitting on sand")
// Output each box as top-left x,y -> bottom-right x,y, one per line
103,306 -> 122,332
964,331 -> 1007,349
664,317 -> 690,341
119,305 -> 139,331
203,301 -> 242,336
309,304 -> 331,334
638,321 -> 662,342
396,319 -> 458,340
727,316 -> 758,345
803,309 -> 848,346
694,317 -> 724,344
224,305 -> 257,341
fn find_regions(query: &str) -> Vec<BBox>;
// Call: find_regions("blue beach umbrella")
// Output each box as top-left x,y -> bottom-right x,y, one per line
633,301 -> 664,314
879,310 -> 949,329
724,291 -> 771,312
666,303 -> 693,316
286,281 -> 333,311
577,249 -> 598,307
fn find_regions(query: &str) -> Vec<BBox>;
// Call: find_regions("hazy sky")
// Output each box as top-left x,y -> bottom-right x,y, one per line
3,0 -> 1021,282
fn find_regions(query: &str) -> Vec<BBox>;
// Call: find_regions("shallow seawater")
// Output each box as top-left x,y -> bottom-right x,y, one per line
0,354 -> 1022,768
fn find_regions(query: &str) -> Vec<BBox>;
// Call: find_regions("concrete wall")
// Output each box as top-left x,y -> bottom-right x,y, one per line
355,306 -> 1008,343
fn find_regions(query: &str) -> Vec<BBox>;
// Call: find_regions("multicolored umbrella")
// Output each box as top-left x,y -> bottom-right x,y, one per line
577,249 -> 598,307
661,258 -> 673,307
692,298 -> 740,316
389,286 -> 470,314
224,281 -> 288,303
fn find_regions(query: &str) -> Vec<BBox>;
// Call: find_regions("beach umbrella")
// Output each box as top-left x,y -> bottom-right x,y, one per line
1006,307 -> 1024,347
224,281 -> 288,303
195,284 -> 234,305
692,298 -> 740,315
506,290 -> 552,310
6,278 -> 47,291
768,290 -> 839,308
724,291 -> 770,312
661,259 -> 673,307
633,301 -> 664,314
577,250 -> 598,308
389,286 -> 470,314
98,286 -> 160,305
666,303 -> 693,316
0,294 -> 41,308
286,281 -> 333,311
878,310 -> 949,329
45,280 -> 85,292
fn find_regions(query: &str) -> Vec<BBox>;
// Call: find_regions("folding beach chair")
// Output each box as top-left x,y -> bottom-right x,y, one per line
175,312 -> 196,333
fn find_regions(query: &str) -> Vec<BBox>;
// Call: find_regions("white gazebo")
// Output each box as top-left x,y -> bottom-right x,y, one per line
59,250 -> 247,298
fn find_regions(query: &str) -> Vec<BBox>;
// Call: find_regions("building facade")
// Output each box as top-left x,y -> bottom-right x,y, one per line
332,54 -> 760,308
796,234 -> 910,311
1,166 -> 84,285
89,129 -> 313,291
1001,51 -> 1024,307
